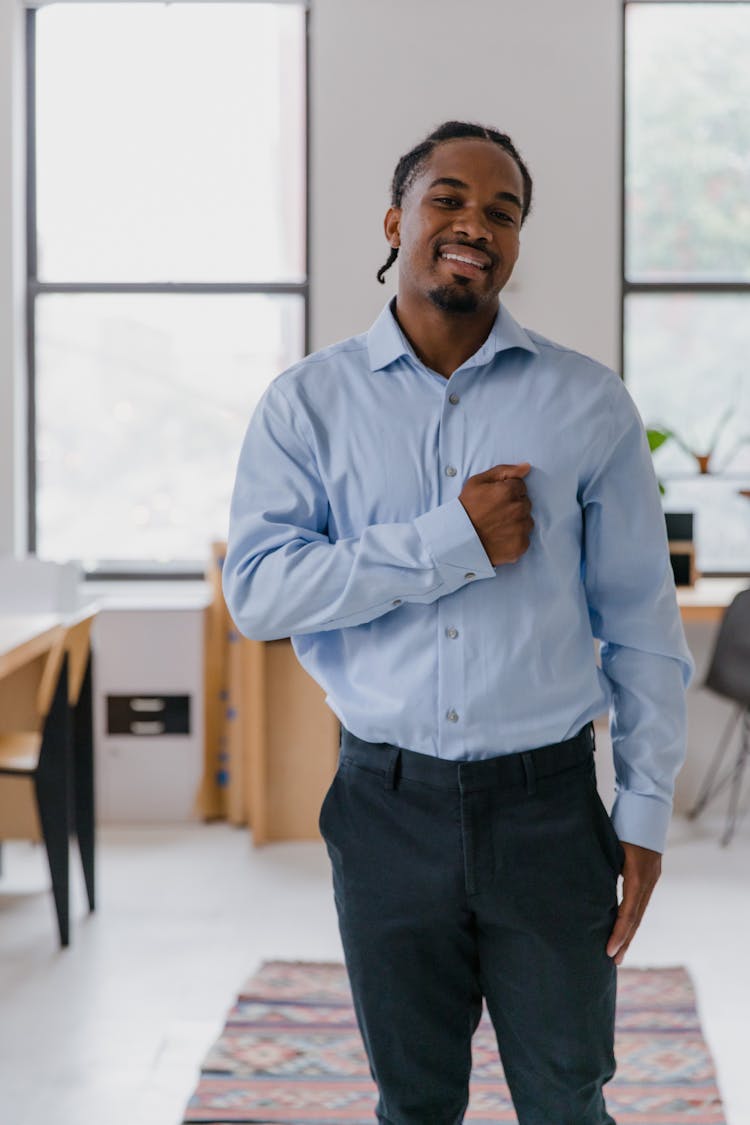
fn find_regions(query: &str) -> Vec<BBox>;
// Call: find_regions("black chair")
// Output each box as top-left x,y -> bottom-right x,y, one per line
686,587 -> 750,846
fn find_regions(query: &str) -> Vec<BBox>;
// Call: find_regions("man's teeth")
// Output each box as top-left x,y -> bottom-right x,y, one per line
441,252 -> 486,269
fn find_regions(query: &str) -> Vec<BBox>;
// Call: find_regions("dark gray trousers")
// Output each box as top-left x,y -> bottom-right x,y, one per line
318,722 -> 624,1125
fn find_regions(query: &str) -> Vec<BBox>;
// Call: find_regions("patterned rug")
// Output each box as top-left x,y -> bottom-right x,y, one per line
182,960 -> 726,1124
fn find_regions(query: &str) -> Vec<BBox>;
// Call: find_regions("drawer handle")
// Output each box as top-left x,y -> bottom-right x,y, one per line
130,720 -> 166,735
131,698 -> 166,713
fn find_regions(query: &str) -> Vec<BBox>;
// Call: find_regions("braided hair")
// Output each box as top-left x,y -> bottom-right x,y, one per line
376,120 -> 533,284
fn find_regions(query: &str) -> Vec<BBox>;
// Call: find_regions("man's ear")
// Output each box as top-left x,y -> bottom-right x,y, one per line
384,206 -> 401,248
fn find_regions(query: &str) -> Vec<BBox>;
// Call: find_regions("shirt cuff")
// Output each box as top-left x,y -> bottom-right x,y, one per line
610,789 -> 673,853
414,497 -> 496,591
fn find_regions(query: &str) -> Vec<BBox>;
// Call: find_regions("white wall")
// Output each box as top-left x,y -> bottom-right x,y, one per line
309,0 -> 621,365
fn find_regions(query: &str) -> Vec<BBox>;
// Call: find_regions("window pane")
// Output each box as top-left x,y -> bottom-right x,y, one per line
35,3 -> 305,282
35,294 -> 304,566
624,293 -> 750,572
625,3 -> 750,281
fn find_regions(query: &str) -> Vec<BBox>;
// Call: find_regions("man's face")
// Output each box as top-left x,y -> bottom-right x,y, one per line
384,138 -> 525,315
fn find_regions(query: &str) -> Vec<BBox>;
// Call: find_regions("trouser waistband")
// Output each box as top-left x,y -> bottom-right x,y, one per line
338,722 -> 596,795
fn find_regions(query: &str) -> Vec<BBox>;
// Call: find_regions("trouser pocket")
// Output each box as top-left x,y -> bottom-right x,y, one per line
589,769 -> 625,877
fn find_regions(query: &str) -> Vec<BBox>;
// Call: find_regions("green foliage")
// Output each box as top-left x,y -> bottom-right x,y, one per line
646,428 -> 668,494
647,427 -> 671,454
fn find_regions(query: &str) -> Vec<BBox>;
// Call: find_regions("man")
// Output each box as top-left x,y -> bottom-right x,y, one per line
222,121 -> 694,1125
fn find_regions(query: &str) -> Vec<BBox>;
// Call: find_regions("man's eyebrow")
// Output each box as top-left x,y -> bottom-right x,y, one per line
426,177 -> 523,211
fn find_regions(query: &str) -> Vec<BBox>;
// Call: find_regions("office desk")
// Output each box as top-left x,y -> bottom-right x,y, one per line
0,609 -> 96,839
677,577 -> 749,623
0,615 -> 64,679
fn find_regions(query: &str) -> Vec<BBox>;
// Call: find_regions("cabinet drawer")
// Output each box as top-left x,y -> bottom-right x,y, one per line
106,694 -> 191,736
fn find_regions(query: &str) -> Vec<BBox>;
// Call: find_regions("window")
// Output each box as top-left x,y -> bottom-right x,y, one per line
28,1 -> 307,574
623,1 -> 750,574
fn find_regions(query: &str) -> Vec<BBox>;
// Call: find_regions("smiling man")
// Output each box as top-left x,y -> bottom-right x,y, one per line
222,121 -> 694,1125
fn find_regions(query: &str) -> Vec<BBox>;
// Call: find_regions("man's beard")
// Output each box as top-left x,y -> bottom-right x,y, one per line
427,280 -> 480,314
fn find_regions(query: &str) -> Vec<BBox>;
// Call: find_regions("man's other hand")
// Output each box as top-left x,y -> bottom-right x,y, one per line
606,841 -> 662,966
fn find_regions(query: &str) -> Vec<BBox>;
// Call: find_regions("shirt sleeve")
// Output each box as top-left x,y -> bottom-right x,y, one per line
581,374 -> 695,853
222,379 -> 496,642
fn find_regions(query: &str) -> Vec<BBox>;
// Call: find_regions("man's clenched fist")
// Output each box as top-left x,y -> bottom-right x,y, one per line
458,462 -> 534,567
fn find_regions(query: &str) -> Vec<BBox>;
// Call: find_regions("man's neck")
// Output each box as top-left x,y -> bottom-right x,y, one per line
392,294 -> 499,379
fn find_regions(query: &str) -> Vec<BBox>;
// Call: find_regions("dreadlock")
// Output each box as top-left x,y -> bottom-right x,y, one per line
376,120 -> 533,284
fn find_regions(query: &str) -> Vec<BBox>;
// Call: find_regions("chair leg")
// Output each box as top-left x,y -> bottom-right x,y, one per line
721,709 -> 750,848
35,655 -> 72,948
686,704 -> 744,820
73,651 -> 95,911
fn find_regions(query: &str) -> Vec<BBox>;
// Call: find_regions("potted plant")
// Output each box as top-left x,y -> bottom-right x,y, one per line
647,407 -> 748,477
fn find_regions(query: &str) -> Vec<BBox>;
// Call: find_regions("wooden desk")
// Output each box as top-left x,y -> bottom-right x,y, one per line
0,616 -> 65,837
0,615 -> 64,679
0,609 -> 96,839
677,577 -> 749,624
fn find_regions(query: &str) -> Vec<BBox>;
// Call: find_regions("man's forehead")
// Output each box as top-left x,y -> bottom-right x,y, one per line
414,138 -> 523,194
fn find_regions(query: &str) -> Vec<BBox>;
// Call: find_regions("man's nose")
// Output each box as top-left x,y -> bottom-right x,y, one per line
451,207 -> 491,241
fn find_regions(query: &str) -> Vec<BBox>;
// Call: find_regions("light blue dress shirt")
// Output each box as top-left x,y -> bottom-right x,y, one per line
223,297 -> 694,853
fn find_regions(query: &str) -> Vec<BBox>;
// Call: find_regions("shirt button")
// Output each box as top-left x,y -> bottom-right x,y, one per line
449,393 -> 460,405
446,708 -> 459,722
392,599 -> 402,606
445,465 -> 457,477
446,627 -> 458,639
464,572 -> 476,580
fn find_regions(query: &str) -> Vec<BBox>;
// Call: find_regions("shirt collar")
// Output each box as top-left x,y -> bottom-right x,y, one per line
367,295 -> 539,373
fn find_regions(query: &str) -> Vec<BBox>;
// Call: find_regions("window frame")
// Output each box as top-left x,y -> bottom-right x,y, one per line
620,0 -> 750,577
24,1 -> 311,581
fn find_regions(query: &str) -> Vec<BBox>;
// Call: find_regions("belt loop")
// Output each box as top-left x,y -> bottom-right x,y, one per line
384,747 -> 401,790
521,751 -> 537,796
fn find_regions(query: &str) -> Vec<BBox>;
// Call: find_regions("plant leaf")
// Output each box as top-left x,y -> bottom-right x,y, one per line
647,427 -> 671,453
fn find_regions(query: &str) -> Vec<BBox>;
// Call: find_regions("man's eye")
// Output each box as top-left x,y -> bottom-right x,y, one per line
492,212 -> 515,223
434,197 -> 459,206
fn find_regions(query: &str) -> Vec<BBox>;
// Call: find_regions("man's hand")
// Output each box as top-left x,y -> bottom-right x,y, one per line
607,841 -> 662,965
458,462 -> 534,566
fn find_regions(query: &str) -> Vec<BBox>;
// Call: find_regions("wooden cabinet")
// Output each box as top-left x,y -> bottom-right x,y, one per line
202,543 -> 340,844
238,637 -> 339,844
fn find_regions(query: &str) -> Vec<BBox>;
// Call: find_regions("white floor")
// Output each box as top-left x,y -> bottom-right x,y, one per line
0,813 -> 748,1125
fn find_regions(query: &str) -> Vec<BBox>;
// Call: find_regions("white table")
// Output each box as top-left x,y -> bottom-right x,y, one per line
676,577 -> 749,623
